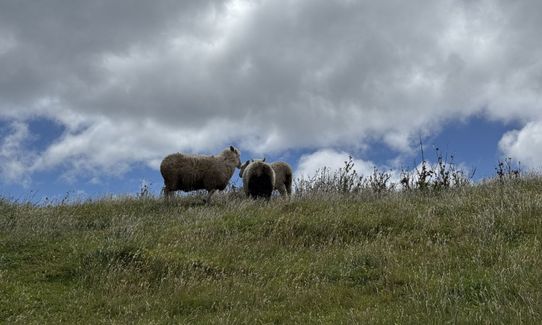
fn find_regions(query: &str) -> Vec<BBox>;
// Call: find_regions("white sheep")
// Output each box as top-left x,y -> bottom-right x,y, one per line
269,161 -> 293,198
160,146 -> 241,203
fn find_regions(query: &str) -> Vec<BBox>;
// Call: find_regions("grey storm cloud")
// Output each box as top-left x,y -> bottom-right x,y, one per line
1,0 -> 542,181
0,1 -> 221,107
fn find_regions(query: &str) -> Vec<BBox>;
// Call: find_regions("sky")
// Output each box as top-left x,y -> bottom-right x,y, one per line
1,0 -> 542,201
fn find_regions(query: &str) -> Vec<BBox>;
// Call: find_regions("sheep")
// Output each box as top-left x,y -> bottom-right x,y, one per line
269,161 -> 293,198
240,159 -> 293,199
239,159 -> 275,200
160,146 -> 241,203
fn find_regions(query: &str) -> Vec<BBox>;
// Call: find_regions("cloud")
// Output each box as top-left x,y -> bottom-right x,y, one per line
0,121 -> 35,185
499,121 -> 542,170
1,0 -> 542,181
296,149 -> 407,189
296,149 -> 376,179
29,116 -> 248,180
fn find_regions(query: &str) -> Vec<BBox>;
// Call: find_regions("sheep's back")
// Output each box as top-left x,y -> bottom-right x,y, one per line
160,154 -> 220,191
244,161 -> 275,199
270,162 -> 292,187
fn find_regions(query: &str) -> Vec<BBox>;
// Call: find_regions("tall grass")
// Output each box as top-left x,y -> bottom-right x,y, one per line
1,163 -> 542,323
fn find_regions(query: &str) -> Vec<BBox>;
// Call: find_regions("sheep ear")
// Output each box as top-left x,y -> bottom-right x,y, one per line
245,160 -> 250,165
262,157 -> 266,162
230,145 -> 235,152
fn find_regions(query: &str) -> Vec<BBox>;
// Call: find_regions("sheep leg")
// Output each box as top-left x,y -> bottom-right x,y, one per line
277,184 -> 287,198
205,189 -> 216,204
162,186 -> 174,201
243,188 -> 250,198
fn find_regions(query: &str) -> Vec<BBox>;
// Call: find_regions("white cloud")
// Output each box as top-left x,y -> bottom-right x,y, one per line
30,115 -> 245,180
1,0 -> 542,182
296,149 -> 376,179
296,149 -> 405,188
0,121 -> 35,185
499,121 -> 542,170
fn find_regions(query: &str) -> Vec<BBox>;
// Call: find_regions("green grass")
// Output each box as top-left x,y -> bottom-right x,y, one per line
1,179 -> 542,323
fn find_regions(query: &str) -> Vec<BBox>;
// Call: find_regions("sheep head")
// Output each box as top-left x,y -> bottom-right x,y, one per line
239,160 -> 251,178
226,145 -> 242,168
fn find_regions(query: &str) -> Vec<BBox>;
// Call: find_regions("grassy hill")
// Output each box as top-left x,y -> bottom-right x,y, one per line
1,178 -> 542,323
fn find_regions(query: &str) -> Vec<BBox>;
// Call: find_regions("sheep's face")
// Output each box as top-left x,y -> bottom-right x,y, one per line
228,145 -> 242,168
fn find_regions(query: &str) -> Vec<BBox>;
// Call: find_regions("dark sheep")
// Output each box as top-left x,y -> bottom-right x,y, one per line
239,159 -> 275,200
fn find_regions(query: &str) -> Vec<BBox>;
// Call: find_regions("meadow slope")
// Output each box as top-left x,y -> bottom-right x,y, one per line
1,179 -> 542,323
